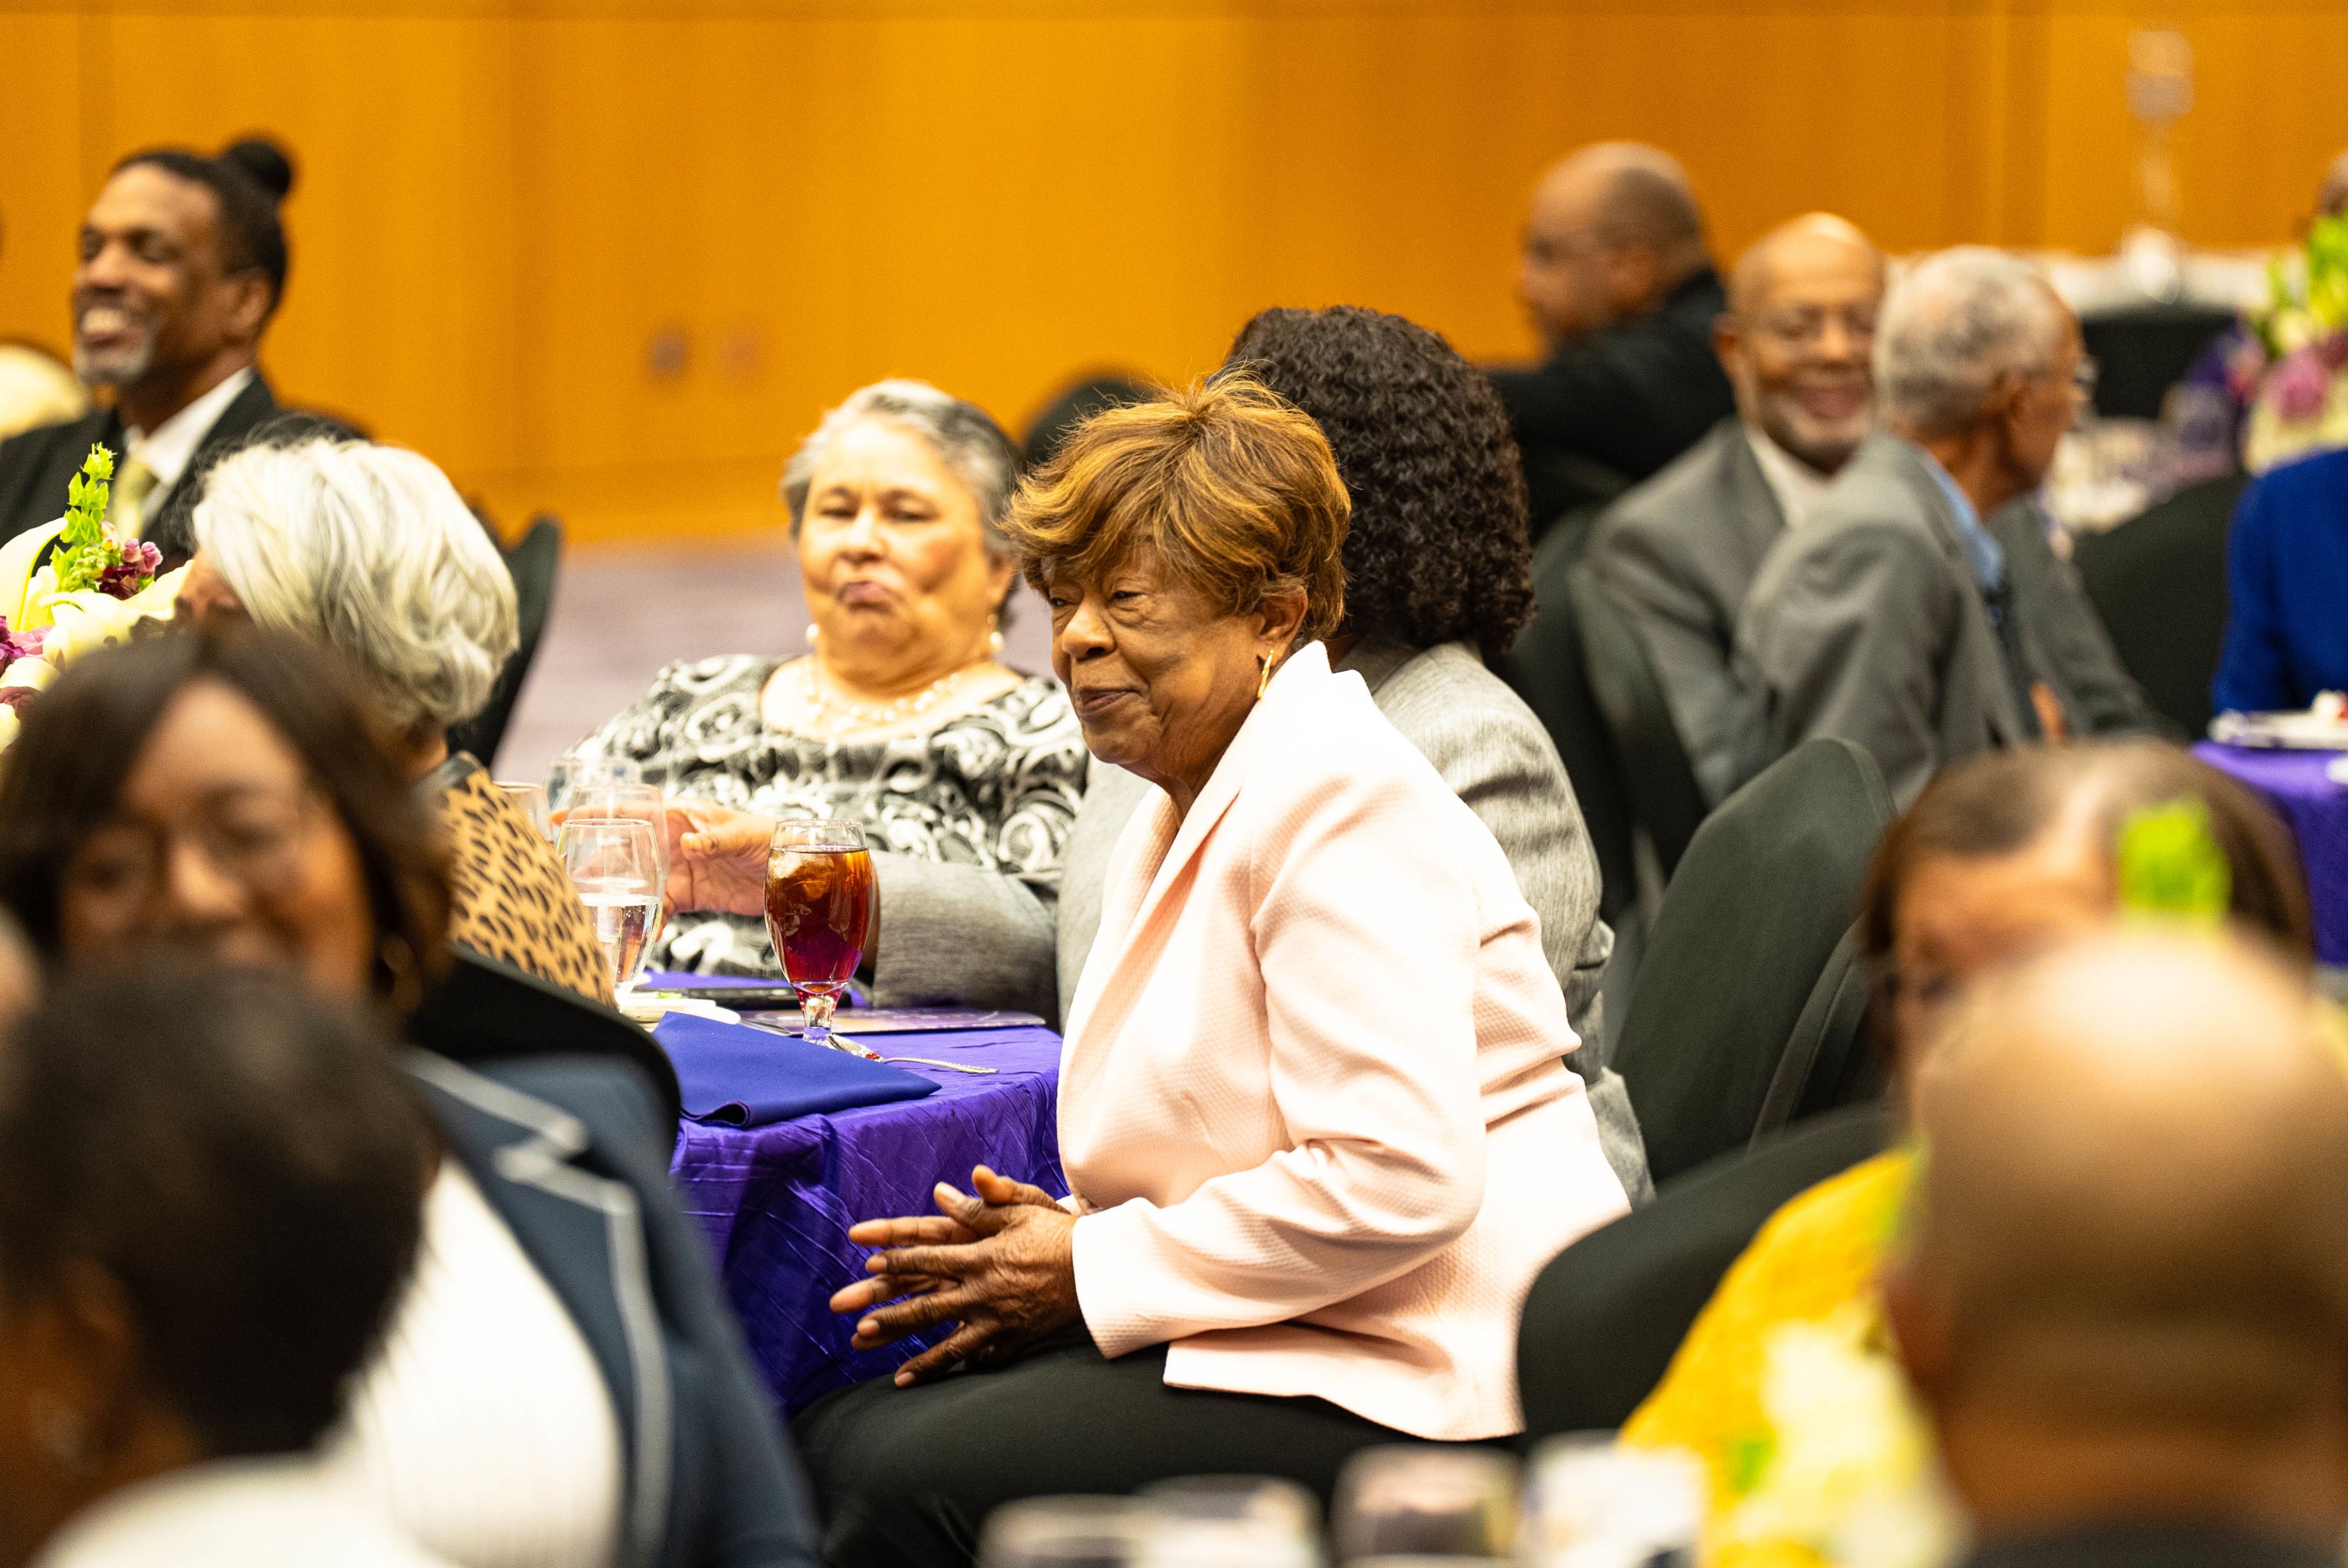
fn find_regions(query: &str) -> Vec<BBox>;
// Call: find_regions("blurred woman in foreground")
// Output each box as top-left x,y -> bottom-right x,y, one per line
1606,741 -> 2311,1568
0,630 -> 817,1568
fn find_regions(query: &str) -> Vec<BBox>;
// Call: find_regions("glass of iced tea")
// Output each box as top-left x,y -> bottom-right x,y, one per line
764,818 -> 874,1052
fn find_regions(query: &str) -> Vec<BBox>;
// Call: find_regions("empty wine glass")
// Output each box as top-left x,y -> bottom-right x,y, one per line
764,819 -> 872,1052
1519,1435 -> 1703,1568
496,781 -> 553,839
557,817 -> 662,1000
1332,1445 -> 1519,1563
546,752 -> 640,815
1137,1476 -> 1320,1568
978,1496 -> 1153,1568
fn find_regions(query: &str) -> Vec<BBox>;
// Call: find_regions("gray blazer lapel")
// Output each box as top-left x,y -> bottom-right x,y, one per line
405,1052 -> 673,1568
1718,424 -> 1789,569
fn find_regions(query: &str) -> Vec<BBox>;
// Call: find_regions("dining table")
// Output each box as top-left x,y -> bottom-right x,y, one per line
663,1012 -> 1069,1417
2193,742 -> 2348,966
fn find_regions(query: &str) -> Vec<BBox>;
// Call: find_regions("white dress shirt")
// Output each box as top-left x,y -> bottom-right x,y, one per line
326,1158 -> 624,1568
31,1457 -> 457,1568
122,364 -> 252,521
1745,425 -> 1834,529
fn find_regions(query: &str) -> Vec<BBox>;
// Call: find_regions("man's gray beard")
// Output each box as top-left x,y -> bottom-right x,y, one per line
72,338 -> 152,389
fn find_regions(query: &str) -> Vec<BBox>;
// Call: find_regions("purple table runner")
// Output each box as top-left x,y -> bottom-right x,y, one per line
2194,743 -> 2348,965
669,1025 -> 1067,1415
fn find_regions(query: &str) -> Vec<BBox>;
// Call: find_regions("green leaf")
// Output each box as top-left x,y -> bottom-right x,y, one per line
2117,799 -> 2231,927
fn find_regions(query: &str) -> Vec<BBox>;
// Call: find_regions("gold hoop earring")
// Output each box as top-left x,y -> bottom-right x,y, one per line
1256,652 -> 1277,701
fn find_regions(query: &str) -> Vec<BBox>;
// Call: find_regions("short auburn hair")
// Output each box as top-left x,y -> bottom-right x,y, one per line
1003,374 -> 1349,646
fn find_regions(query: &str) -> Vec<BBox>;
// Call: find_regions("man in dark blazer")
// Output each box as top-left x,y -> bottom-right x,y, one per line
1890,932 -> 2348,1568
1490,143 -> 1734,534
1583,214 -> 1885,805
1735,248 -> 2159,803
0,139 -> 297,567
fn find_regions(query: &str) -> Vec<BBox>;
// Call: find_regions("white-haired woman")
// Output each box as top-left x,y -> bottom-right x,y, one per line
574,381 -> 1086,1000
177,434 -> 615,1003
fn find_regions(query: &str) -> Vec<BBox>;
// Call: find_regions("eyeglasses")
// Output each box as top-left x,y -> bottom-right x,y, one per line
64,786 -> 326,907
1750,304 -> 1879,350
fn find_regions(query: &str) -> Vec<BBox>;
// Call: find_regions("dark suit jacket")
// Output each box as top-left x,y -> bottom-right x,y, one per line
1962,1524 -> 2342,1568
1585,417 -> 1784,806
405,1050 -> 820,1568
1490,269 -> 1735,531
0,370 -> 280,565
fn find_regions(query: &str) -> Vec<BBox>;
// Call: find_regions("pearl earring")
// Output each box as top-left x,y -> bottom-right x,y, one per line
805,624 -> 820,649
987,614 -> 1004,656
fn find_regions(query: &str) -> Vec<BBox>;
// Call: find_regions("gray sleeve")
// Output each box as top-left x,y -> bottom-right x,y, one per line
1995,501 -> 2171,739
868,854 -> 1059,1017
1592,523 -> 1765,808
1738,523 -> 1958,806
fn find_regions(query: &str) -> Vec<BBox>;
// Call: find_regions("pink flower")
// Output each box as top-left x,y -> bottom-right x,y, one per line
0,617 -> 39,667
2271,346 -> 2331,422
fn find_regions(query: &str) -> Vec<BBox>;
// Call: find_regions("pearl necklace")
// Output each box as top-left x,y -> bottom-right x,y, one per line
789,658 -> 979,742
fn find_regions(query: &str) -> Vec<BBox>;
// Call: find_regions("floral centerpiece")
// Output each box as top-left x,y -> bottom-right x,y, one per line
2236,214 -> 2348,473
0,443 -> 184,751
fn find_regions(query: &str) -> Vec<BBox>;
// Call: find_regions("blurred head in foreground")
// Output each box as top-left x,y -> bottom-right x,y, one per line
1889,931 -> 2348,1548
0,629 -> 449,1014
1859,740 -> 2310,1070
0,965 -> 431,1563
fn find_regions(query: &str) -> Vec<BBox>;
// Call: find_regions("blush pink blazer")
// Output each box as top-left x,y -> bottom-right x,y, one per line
1060,642 -> 1631,1441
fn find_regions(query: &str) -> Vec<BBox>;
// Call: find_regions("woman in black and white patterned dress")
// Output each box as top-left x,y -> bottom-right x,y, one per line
574,381 -> 1086,1002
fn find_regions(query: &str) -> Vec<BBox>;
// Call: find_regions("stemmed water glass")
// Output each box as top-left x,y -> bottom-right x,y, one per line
977,1496 -> 1155,1568
570,781 -> 671,952
557,817 -> 663,1002
1518,1435 -> 1703,1568
763,818 -> 873,1053
496,781 -> 553,839
1332,1445 -> 1520,1563
546,752 -> 641,815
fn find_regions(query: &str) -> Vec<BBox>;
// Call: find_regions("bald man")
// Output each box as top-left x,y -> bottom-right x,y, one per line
1890,931 -> 2348,1568
1492,143 -> 1735,536
1582,214 -> 1884,805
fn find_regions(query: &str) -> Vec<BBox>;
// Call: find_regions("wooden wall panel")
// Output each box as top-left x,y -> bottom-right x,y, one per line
1,1 -> 2343,544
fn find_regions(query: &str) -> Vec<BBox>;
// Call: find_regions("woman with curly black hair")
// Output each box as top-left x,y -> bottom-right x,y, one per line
1054,305 -> 1650,1204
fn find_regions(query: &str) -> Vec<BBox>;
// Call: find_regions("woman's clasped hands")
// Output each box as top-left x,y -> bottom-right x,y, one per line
830,1165 -> 1081,1386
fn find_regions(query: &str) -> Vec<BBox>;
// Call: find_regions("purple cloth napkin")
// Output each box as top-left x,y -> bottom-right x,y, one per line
652,1012 -> 935,1126
2193,742 -> 2348,965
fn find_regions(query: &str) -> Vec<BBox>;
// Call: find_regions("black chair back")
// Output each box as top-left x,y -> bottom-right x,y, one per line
1492,511 -> 1638,922
408,943 -> 682,1128
1568,563 -> 1708,881
449,514 -> 565,769
1610,737 -> 1894,1184
1517,1104 -> 1889,1442
2071,475 -> 2245,737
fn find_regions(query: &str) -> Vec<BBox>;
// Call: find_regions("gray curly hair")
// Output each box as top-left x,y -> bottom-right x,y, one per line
779,379 -> 1021,556
191,439 -> 518,739
1874,246 -> 2071,438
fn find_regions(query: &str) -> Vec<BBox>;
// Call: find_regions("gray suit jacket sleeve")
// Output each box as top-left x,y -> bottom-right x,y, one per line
1591,521 -> 1766,808
868,854 -> 1060,1017
1993,500 -> 2170,739
1739,519 -> 1960,806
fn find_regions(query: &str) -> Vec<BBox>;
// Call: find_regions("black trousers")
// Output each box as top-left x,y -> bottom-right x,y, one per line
791,1334 -> 1412,1568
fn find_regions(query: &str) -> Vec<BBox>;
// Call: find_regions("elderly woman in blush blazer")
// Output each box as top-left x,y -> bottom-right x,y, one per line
793,377 -> 1631,1568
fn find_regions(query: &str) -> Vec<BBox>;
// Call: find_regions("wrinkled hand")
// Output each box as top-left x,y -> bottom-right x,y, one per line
829,1166 -> 1078,1385
658,799 -> 774,916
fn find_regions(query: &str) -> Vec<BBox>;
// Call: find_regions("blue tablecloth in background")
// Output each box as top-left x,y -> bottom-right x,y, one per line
2194,743 -> 2348,965
669,1026 -> 1067,1416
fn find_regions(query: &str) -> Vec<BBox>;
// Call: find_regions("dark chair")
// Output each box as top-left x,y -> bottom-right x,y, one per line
2078,304 -> 2238,421
1492,510 -> 1638,924
408,943 -> 682,1130
449,514 -> 564,770
1609,737 -> 1895,1185
2072,475 -> 2245,738
1568,563 -> 1708,882
1517,1103 -> 1890,1442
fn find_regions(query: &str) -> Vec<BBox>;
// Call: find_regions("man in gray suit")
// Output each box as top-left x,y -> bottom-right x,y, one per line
1583,214 -> 1885,805
1735,248 -> 2156,804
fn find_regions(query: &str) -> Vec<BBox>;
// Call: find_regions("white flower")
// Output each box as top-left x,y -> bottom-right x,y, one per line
2,657 -> 58,692
0,707 -> 17,752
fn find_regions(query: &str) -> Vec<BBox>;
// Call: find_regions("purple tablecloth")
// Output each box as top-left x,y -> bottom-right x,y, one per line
669,1026 -> 1067,1416
2194,743 -> 2348,964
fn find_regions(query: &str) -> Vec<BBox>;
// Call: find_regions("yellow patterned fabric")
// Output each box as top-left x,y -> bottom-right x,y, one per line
1622,1150 -> 1928,1568
437,764 -> 616,1006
